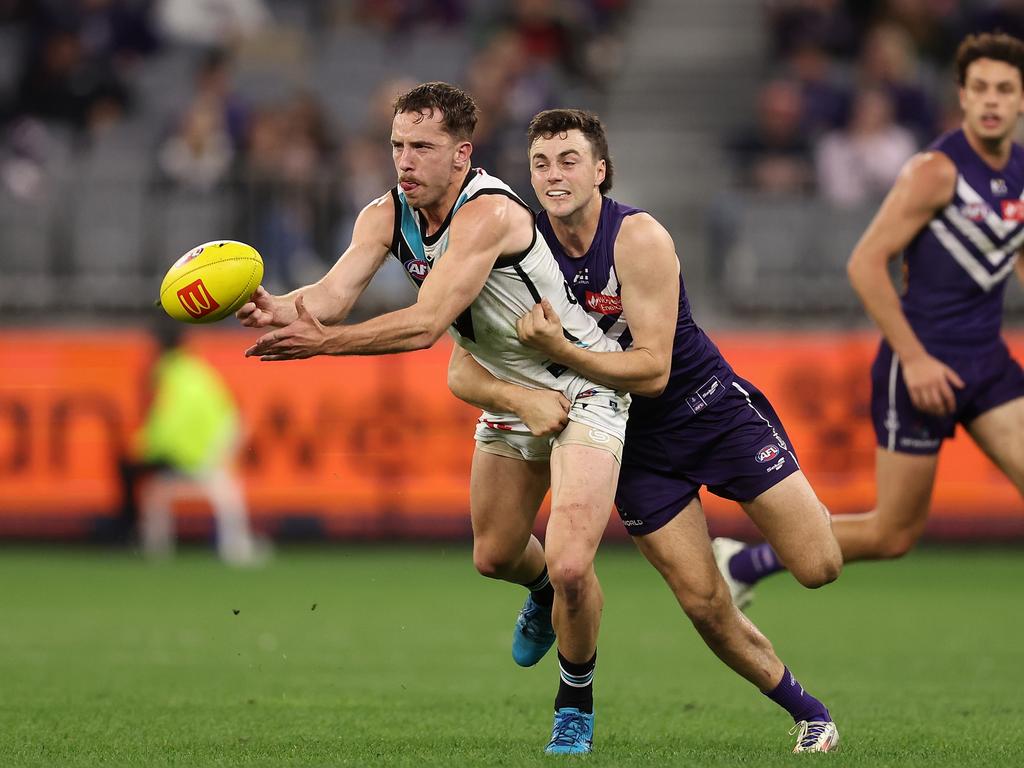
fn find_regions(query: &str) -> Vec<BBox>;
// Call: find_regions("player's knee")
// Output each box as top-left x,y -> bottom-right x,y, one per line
546,553 -> 593,602
791,555 -> 841,589
877,527 -> 920,559
472,543 -> 519,580
678,581 -> 732,633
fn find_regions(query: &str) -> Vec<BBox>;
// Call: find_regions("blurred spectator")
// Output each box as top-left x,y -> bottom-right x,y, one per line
155,0 -> 270,46
242,92 -> 340,290
765,0 -> 860,59
880,0 -> 962,68
815,86 -> 915,207
351,0 -> 466,35
118,318 -> 263,564
191,48 -> 249,148
157,95 -> 234,191
856,23 -> 939,143
15,28 -> 131,130
963,0 -> 1024,43
730,79 -> 815,195
783,39 -> 852,136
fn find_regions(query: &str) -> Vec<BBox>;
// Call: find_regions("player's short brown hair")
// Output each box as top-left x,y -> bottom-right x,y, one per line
392,82 -> 478,141
527,109 -> 613,194
955,32 -> 1024,86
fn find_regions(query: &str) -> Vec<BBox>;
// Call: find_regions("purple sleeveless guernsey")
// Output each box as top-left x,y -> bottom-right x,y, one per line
538,196 -> 736,451
903,129 -> 1024,351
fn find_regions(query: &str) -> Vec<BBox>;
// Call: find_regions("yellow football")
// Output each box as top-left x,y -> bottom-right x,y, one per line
159,240 -> 263,324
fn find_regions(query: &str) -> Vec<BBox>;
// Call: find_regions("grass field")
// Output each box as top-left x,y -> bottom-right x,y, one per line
0,544 -> 1021,767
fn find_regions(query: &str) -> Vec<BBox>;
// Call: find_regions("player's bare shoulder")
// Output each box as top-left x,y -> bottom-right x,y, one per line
896,151 -> 958,210
615,212 -> 679,275
353,192 -> 397,247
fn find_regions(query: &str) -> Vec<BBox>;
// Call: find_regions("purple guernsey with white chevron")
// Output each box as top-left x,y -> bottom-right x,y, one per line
869,128 -> 1024,454
905,128 -> 1024,349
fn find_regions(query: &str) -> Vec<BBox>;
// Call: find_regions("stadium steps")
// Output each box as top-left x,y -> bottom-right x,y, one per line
602,0 -> 767,323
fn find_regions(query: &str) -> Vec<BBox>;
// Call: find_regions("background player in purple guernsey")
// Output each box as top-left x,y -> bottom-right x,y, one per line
448,109 -> 842,753
722,32 -> 1024,602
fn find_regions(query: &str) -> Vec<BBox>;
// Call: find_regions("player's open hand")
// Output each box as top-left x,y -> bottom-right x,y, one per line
902,353 -> 964,416
510,389 -> 571,436
517,298 -> 567,359
244,295 -> 328,361
236,286 -> 297,329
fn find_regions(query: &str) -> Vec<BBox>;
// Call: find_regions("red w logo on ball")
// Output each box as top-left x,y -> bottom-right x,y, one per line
176,279 -> 221,319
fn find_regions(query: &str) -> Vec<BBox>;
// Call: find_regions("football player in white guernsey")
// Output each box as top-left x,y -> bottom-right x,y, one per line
236,82 -> 625,754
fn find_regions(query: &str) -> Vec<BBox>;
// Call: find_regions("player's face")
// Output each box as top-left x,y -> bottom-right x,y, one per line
529,129 -> 606,220
959,58 -> 1024,143
391,109 -> 471,209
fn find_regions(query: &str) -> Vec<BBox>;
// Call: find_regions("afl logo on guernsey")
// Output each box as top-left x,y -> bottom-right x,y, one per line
755,444 -> 780,464
406,259 -> 429,280
585,291 -> 622,315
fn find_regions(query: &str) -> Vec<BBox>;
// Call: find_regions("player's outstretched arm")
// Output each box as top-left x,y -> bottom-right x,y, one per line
447,346 -> 569,436
847,151 -> 964,415
248,196 -> 521,360
236,195 -> 394,331
517,214 -> 679,397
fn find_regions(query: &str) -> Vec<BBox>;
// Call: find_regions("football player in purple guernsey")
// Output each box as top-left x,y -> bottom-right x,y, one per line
448,109 -> 842,753
723,33 -> 1024,603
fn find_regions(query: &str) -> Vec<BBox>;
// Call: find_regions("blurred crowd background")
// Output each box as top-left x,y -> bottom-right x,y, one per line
2,0 -> 1023,323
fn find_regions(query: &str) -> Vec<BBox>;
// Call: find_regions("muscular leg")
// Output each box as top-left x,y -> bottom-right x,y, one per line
740,471 -> 842,588
967,397 -> 1024,494
470,446 -> 550,585
635,497 -> 784,690
830,449 -> 938,561
723,450 -> 938,593
544,443 -> 618,663
637,497 -> 833,738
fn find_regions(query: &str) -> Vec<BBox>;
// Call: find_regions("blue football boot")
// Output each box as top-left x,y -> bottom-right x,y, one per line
512,593 -> 555,667
544,708 -> 594,754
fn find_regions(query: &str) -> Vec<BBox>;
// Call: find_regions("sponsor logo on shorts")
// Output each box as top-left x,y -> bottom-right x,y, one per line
766,457 -> 787,472
899,436 -> 941,449
697,377 -> 721,402
588,428 -> 610,444
755,444 -> 780,464
176,279 -> 220,319
481,420 -> 514,431
585,291 -> 623,315
406,259 -> 429,279
620,518 -> 644,527
1002,199 -> 1024,221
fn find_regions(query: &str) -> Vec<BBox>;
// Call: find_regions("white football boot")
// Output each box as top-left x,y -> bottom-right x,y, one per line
790,720 -> 840,753
711,537 -> 754,610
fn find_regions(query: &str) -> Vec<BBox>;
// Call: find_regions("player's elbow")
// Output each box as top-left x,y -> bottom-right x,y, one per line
630,353 -> 670,397
633,370 -> 669,398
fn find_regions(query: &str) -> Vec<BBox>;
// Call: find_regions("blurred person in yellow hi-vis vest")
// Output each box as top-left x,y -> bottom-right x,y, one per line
117,318 -> 265,565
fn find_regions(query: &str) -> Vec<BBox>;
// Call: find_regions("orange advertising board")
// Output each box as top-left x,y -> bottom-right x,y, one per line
0,330 -> 1020,539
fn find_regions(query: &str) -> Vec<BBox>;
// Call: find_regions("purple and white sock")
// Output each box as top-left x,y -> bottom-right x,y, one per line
728,542 -> 785,586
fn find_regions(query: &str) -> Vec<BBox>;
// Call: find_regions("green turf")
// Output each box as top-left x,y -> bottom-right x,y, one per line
0,544 -> 1021,767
